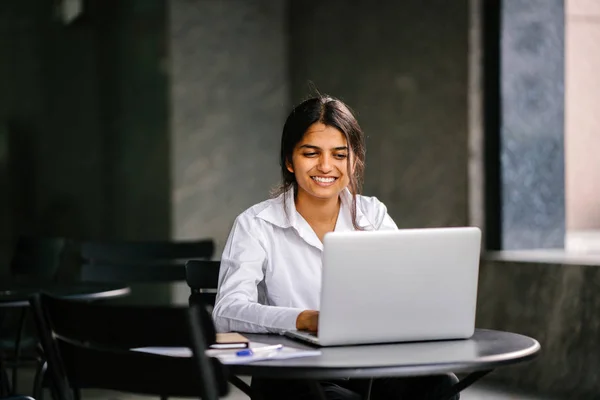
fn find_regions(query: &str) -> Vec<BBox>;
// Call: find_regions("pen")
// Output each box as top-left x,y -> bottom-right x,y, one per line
236,344 -> 283,357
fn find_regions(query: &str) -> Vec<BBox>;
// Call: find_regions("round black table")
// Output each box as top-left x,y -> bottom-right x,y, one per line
137,328 -> 540,399
225,329 -> 540,400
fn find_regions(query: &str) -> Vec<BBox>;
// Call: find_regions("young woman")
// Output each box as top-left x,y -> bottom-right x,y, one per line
212,96 -> 459,399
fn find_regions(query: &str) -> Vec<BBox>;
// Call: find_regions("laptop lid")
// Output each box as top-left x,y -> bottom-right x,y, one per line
317,227 -> 481,346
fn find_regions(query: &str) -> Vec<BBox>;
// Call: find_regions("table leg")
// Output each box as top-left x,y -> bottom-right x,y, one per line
308,380 -> 328,400
435,370 -> 493,400
228,375 -> 255,398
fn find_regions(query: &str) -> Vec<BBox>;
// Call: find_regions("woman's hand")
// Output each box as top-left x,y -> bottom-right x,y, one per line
296,310 -> 319,332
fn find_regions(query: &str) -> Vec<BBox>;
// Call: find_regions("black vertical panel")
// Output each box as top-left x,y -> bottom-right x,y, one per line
483,0 -> 502,250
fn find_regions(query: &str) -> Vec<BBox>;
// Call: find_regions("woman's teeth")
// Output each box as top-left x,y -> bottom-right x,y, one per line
312,177 -> 336,183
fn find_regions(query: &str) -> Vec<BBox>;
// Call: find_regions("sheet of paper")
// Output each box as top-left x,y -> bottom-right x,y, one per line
132,346 -> 192,358
132,342 -> 321,364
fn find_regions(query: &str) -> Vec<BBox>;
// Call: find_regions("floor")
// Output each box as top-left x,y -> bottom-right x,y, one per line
10,367 -> 560,399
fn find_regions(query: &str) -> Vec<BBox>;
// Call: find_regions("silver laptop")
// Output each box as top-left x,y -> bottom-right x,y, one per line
284,227 -> 481,346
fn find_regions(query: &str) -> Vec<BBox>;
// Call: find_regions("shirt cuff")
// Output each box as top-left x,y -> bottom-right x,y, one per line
273,307 -> 304,332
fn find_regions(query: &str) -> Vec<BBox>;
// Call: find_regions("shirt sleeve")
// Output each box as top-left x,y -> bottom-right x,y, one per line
376,202 -> 398,230
212,215 -> 303,334
361,196 -> 398,230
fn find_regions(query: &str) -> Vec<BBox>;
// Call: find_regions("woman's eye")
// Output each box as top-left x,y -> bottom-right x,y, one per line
303,152 -> 318,157
335,153 -> 348,159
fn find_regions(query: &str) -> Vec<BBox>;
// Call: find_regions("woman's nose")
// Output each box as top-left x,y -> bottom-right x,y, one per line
318,155 -> 333,172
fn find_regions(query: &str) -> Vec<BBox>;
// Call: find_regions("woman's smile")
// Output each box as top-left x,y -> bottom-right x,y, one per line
311,176 -> 338,187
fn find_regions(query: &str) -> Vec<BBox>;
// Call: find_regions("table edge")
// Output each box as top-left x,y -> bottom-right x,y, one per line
63,286 -> 132,301
0,285 -> 132,307
227,336 -> 541,379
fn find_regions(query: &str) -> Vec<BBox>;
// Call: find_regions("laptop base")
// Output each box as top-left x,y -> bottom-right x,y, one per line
284,330 -> 321,346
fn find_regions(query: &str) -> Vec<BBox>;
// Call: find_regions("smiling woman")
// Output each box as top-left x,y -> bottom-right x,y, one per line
211,95 -> 459,399
213,95 -> 386,334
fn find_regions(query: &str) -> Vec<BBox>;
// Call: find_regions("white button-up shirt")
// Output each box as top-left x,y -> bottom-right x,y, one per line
212,188 -> 398,334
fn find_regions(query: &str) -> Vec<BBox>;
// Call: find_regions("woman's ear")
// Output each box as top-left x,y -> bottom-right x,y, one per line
286,159 -> 294,174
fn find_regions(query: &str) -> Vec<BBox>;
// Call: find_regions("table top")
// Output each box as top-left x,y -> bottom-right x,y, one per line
0,282 -> 131,308
225,329 -> 540,379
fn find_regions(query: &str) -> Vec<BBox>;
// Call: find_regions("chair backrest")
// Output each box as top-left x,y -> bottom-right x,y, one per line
185,260 -> 221,307
81,239 -> 215,263
29,293 -> 228,400
79,239 -> 215,283
80,261 -> 187,282
10,236 -> 66,278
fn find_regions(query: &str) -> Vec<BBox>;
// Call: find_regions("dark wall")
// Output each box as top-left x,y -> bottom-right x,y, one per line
0,0 -> 170,274
477,258 -> 600,398
2,0 -> 471,273
289,0 -> 470,228
94,0 -> 170,241
0,1 -> 55,271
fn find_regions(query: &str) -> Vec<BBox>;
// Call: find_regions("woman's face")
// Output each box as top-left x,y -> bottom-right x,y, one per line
287,122 -> 352,202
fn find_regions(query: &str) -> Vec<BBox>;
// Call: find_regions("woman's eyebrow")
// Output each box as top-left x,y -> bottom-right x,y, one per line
298,144 -> 320,150
298,144 -> 348,151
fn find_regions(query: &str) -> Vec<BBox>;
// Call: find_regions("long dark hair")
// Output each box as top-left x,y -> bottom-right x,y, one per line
273,95 -> 366,230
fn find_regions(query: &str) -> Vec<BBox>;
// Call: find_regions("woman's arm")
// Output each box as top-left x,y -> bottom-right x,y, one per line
212,215 -> 304,334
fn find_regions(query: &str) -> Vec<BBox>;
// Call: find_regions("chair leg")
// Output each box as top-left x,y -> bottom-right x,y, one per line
32,360 -> 47,400
0,310 -> 10,396
228,375 -> 254,398
12,308 -> 28,393
0,352 -> 11,396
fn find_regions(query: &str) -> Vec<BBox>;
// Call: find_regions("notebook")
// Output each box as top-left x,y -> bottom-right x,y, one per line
211,332 -> 250,349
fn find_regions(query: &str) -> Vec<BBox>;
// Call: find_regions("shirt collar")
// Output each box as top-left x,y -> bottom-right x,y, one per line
255,188 -> 296,229
257,187 -> 372,237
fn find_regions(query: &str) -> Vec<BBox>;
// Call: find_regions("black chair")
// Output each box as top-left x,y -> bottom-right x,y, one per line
10,237 -> 66,279
184,260 -> 254,399
1,237 -> 66,393
185,260 -> 221,308
80,239 -> 214,283
29,293 -> 229,400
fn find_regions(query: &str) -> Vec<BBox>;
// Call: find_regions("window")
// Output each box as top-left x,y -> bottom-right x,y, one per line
483,0 -> 600,261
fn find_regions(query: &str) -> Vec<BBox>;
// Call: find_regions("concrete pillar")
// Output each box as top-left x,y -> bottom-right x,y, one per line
168,0 -> 289,303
